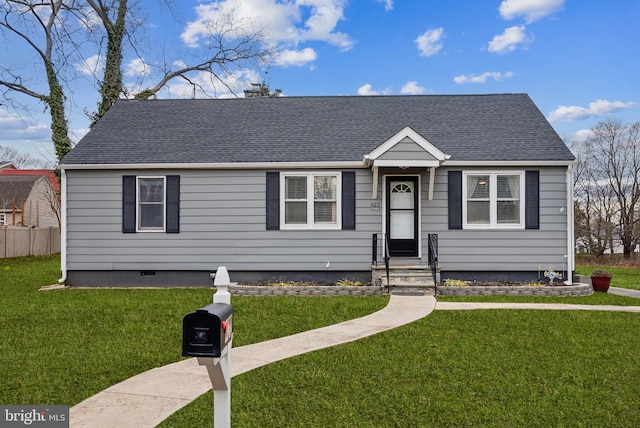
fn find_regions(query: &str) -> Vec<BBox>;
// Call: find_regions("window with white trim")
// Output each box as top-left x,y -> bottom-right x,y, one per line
463,172 -> 524,228
281,172 -> 341,229
137,176 -> 165,231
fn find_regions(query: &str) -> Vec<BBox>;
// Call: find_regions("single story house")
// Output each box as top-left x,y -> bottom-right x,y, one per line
58,94 -> 576,287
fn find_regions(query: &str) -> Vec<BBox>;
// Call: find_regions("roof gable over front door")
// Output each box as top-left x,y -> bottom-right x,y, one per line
365,126 -> 450,168
366,126 -> 450,200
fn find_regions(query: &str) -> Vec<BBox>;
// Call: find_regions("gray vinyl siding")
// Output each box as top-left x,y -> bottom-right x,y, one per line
422,166 -> 570,273
65,165 -> 570,277
65,169 -> 380,273
377,138 -> 438,161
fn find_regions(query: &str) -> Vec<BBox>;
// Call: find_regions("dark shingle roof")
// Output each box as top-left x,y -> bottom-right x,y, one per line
60,94 -> 575,165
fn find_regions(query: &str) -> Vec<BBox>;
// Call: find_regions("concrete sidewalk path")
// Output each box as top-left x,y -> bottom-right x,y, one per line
436,302 -> 640,312
609,286 -> 640,299
70,294 -> 436,428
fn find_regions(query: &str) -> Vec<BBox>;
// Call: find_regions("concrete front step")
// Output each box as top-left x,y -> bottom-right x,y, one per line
380,272 -> 436,296
388,285 -> 436,296
372,265 -> 437,292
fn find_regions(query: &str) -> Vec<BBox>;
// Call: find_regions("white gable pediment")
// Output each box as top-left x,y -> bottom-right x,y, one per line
365,126 -> 449,167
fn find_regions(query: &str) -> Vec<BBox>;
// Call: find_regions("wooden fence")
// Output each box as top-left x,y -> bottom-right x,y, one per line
0,226 -> 60,258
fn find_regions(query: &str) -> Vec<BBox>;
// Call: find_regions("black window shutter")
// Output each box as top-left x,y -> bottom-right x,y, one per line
342,171 -> 356,230
448,170 -> 462,229
266,171 -> 280,230
525,170 -> 540,229
166,175 -> 180,233
122,175 -> 136,233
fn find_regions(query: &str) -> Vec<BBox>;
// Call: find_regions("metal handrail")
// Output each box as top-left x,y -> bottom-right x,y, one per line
372,233 -> 391,290
384,233 -> 390,290
428,233 -> 438,291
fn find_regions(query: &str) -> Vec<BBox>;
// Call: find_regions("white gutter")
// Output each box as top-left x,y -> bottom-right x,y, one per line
58,169 -> 67,284
58,159 -> 579,171
58,161 -> 367,171
565,164 -> 575,284
446,160 -> 578,167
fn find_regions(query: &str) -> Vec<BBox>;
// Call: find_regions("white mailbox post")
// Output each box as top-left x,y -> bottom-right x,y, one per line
182,266 -> 233,428
206,266 -> 232,428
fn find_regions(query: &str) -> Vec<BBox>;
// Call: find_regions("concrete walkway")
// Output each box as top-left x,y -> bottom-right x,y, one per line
436,301 -> 640,311
70,288 -> 640,427
609,286 -> 640,298
70,294 -> 437,428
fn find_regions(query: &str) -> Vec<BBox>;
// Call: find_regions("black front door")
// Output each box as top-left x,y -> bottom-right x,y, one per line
386,176 -> 419,257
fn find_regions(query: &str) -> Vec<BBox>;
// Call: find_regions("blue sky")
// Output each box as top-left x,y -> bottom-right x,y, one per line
1,0 -> 638,164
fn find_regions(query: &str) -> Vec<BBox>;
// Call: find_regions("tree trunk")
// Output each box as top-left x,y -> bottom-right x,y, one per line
45,59 -> 71,161
93,0 -> 127,126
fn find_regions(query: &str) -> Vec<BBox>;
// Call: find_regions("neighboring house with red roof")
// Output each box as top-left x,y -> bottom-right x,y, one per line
0,169 -> 60,194
0,174 -> 60,227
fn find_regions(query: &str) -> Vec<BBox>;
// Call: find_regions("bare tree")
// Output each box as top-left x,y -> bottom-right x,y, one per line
0,145 -> 46,168
0,0 -> 77,161
86,0 -> 272,124
1,0 -> 273,161
579,119 -> 640,258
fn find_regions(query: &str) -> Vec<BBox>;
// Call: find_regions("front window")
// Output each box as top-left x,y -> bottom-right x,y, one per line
137,177 -> 165,231
282,172 -> 340,229
463,172 -> 523,228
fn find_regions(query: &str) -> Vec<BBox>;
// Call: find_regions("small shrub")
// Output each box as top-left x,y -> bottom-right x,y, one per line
591,269 -> 612,278
268,280 -> 295,287
443,278 -> 469,287
525,281 -> 546,287
335,278 -> 364,287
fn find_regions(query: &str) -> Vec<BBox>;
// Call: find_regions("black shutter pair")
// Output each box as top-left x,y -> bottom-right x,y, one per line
122,175 -> 180,233
448,170 -> 539,230
266,171 -> 356,230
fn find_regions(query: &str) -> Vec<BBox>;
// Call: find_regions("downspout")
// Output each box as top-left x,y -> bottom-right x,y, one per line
565,165 -> 574,284
58,168 -> 67,284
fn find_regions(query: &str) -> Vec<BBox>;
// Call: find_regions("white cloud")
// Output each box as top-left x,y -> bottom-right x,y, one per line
274,48 -> 318,67
400,81 -> 426,95
181,0 -> 353,52
357,84 -> 379,96
357,83 -> 393,96
453,71 -> 514,84
125,58 -> 151,77
378,0 -> 393,11
487,25 -> 532,54
0,109 -> 50,142
415,27 -> 444,57
158,68 -> 262,99
548,100 -> 638,123
74,55 -> 103,76
77,5 -> 104,30
499,0 -> 564,23
572,129 -> 594,143
173,60 -> 188,69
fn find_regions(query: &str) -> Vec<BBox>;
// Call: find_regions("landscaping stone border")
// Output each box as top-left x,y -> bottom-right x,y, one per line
229,283 -> 593,297
229,284 -> 385,296
436,282 -> 592,297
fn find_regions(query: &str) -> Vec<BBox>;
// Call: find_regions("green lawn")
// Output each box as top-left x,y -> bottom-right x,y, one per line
0,255 -> 387,405
163,310 -> 640,427
575,265 -> 640,290
2,255 -> 640,427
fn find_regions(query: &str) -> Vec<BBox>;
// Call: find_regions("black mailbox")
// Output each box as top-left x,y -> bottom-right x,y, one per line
182,303 -> 233,358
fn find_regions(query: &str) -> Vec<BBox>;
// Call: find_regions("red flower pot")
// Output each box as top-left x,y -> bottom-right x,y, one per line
591,277 -> 611,292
